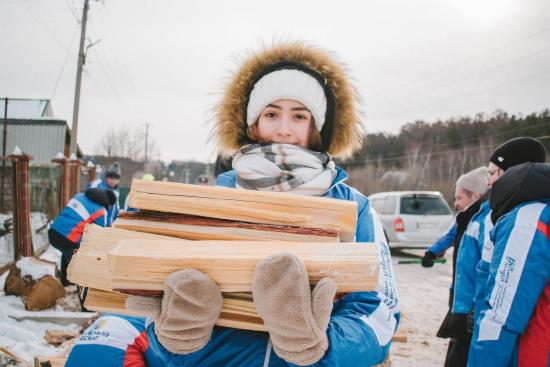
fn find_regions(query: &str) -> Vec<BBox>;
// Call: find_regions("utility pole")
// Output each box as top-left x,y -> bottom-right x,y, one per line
69,0 -> 90,156
1,97 -> 8,208
144,123 -> 149,162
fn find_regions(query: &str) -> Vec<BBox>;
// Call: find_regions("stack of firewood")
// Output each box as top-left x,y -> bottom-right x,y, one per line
68,179 -> 380,331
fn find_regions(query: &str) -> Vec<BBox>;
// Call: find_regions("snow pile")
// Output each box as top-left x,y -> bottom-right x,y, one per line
16,257 -> 55,281
0,213 -> 14,267
0,295 -> 81,364
39,245 -> 61,267
31,212 -> 50,254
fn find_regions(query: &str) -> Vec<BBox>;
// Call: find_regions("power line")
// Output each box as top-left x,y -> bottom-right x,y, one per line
49,24 -> 79,101
369,25 -> 550,98
374,46 -> 550,111
371,66 -> 550,119
64,0 -> 81,22
16,0 -> 71,52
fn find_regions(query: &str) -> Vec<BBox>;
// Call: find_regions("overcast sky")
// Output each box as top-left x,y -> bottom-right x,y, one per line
1,0 -> 549,162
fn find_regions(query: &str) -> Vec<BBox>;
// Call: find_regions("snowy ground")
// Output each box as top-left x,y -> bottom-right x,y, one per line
0,246 -> 95,366
0,242 -> 454,366
389,248 -> 453,367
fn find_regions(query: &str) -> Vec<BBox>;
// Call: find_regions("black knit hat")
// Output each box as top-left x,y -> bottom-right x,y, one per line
105,163 -> 121,179
85,188 -> 111,208
489,137 -> 547,171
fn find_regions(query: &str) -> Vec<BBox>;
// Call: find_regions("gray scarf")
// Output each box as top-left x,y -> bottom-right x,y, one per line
232,144 -> 337,196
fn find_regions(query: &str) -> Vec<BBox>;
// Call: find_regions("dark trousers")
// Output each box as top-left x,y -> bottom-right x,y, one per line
444,335 -> 472,367
48,228 -> 78,286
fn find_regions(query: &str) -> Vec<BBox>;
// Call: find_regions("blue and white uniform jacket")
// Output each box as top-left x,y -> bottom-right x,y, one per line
88,178 -> 120,224
427,221 -> 457,255
452,201 -> 493,318
468,199 -> 550,366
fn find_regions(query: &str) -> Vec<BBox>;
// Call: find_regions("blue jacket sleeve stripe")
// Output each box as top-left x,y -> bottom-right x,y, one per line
477,202 -> 546,341
480,211 -> 494,263
428,222 -> 457,255
67,197 -> 92,220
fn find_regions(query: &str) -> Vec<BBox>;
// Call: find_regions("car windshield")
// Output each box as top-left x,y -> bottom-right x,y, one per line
400,195 -> 451,215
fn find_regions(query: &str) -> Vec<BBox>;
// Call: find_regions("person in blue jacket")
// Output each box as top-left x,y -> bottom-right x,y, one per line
421,167 -> 488,268
48,188 -> 116,286
424,167 -> 489,367
468,162 -> 550,366
453,137 -> 547,330
66,42 -> 399,367
89,162 -> 121,224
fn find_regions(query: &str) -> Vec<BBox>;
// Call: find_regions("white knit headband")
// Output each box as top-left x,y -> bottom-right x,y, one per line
246,69 -> 327,131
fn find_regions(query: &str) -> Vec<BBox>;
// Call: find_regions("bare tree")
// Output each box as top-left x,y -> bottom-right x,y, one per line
95,124 -> 159,161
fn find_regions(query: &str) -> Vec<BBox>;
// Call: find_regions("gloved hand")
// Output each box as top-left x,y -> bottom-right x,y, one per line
436,311 -> 470,339
252,253 -> 337,366
125,269 -> 223,354
421,250 -> 437,268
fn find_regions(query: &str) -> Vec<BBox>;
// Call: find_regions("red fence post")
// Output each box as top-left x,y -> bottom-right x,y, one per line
9,148 -> 33,259
52,154 -> 70,211
69,156 -> 83,198
87,161 -> 96,184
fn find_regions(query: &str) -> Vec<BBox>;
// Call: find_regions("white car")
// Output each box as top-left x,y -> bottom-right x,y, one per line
369,191 -> 454,249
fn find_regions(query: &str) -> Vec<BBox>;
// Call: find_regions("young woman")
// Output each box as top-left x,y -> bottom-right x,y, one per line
66,42 -> 399,367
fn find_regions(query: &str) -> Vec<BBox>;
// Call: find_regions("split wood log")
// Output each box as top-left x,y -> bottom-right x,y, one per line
44,329 -> 80,346
108,239 -> 380,294
84,288 -> 267,332
67,225 -> 180,290
392,328 -> 408,342
128,179 -> 357,241
34,355 -> 67,367
115,211 -> 339,242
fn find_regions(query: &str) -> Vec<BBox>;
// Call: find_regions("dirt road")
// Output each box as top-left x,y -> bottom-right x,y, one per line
389,249 -> 453,366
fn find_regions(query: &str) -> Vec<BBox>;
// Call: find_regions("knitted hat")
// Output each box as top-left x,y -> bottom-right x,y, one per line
246,68 -> 327,132
85,188 -> 114,208
489,137 -> 547,171
213,42 -> 363,160
456,166 -> 489,195
105,163 -> 121,179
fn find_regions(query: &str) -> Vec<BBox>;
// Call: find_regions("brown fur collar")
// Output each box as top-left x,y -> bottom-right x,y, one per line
212,42 -> 363,160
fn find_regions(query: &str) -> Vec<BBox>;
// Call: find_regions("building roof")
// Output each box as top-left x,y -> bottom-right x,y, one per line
0,98 -> 53,119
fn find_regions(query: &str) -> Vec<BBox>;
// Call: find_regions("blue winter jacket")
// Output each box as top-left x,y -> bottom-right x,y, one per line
88,178 -> 120,224
472,204 -> 495,323
452,201 -> 492,316
427,221 -> 457,255
66,167 -> 400,367
50,193 -> 109,244
468,200 -> 550,367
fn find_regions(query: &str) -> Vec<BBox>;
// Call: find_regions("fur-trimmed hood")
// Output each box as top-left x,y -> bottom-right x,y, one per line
213,42 -> 363,160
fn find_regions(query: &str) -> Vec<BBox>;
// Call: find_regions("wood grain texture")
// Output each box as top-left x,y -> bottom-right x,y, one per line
115,211 -> 339,242
108,239 -> 380,293
84,288 -> 267,332
128,180 -> 357,241
67,225 -> 180,290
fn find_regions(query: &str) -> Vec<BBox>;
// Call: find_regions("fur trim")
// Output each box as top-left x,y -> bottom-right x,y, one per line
213,41 -> 363,160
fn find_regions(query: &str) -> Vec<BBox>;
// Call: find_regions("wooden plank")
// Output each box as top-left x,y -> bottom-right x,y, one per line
128,180 -> 357,241
67,225 -> 180,290
109,239 -> 380,293
44,330 -> 80,346
34,355 -> 67,367
115,211 -> 339,242
84,288 -> 267,332
392,328 -> 408,342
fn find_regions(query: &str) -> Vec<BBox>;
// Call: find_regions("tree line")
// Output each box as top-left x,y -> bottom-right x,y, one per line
344,109 -> 550,204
